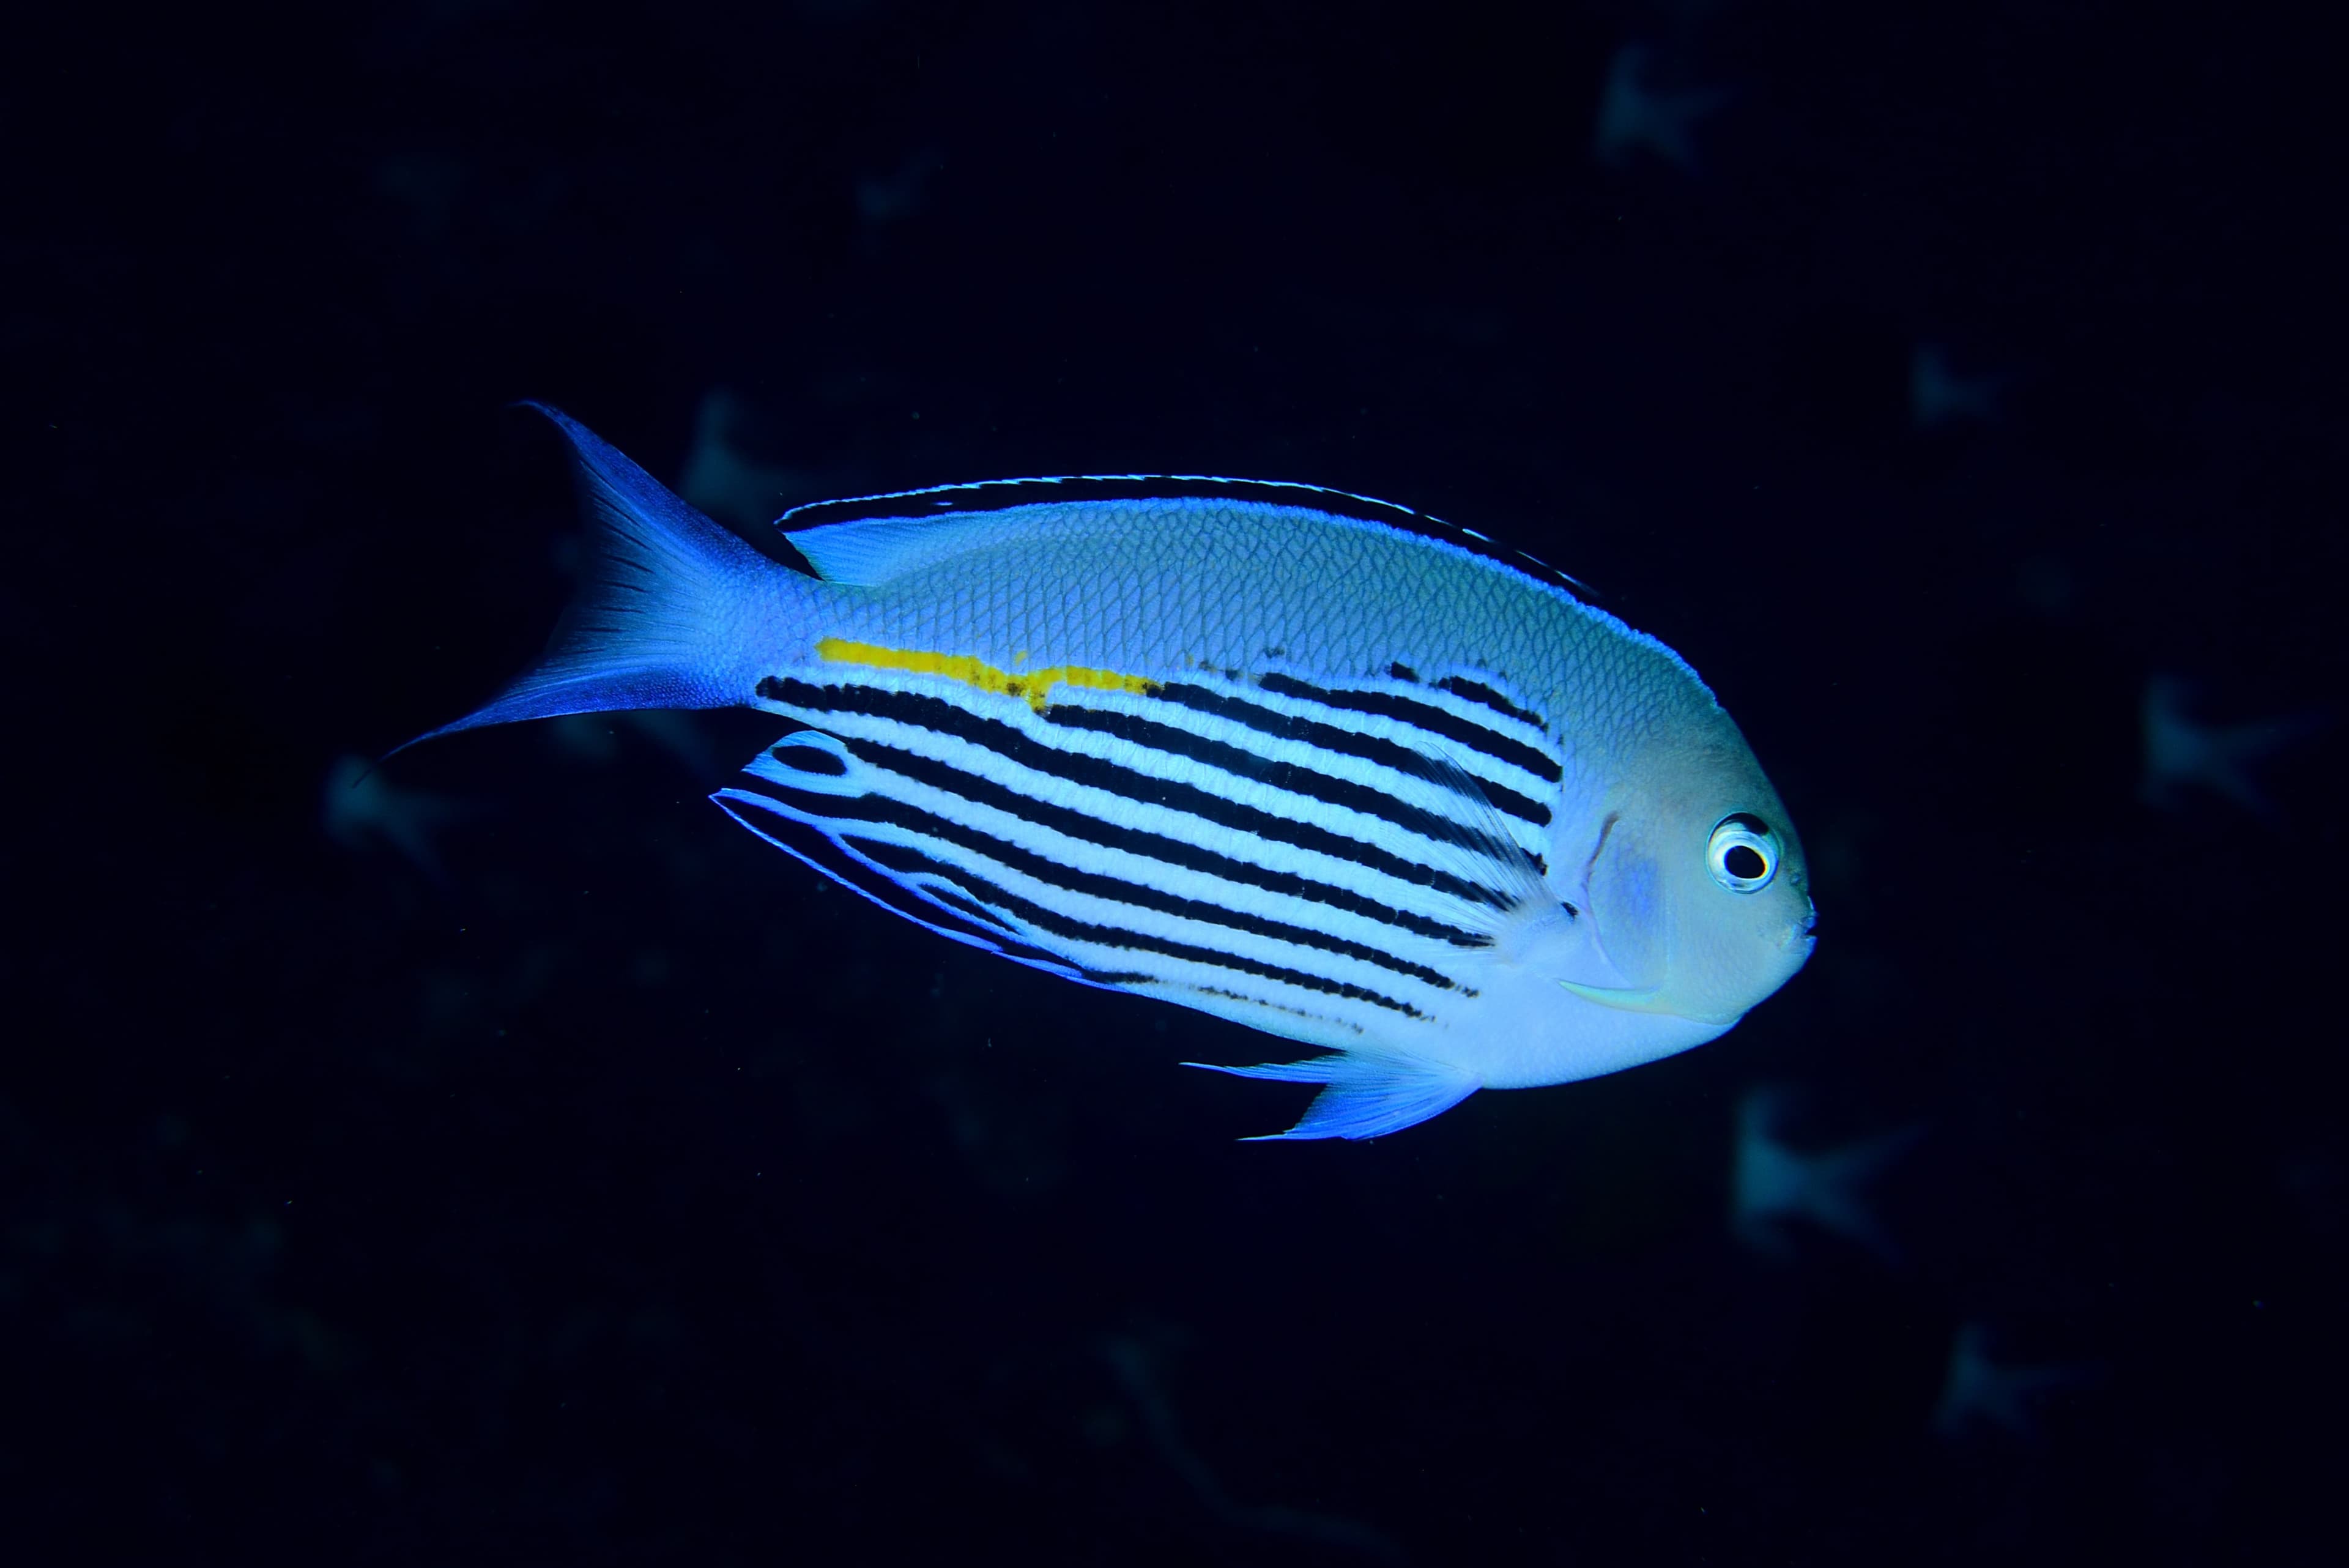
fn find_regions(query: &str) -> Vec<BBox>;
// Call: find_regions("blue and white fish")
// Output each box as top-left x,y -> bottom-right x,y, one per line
417,406 -> 1816,1139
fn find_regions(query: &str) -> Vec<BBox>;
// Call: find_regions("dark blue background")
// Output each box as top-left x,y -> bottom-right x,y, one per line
6,1 -> 2342,1562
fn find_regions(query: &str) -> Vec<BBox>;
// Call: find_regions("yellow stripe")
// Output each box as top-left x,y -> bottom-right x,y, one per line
815,637 -> 1157,713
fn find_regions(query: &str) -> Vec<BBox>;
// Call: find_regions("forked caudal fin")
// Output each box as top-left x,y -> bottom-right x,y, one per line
398,404 -> 792,752
1186,1051 -> 1481,1140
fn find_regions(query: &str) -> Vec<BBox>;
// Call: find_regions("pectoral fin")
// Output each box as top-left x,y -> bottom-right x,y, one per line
1185,1050 -> 1480,1141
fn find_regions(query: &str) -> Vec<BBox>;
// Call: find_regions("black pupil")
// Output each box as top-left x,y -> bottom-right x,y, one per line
1723,844 -> 1768,881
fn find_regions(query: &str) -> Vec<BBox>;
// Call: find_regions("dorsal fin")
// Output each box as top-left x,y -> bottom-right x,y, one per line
781,511 -> 1009,587
776,474 -> 1594,598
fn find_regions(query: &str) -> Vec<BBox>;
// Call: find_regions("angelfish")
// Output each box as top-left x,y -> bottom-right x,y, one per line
416,406 -> 1816,1139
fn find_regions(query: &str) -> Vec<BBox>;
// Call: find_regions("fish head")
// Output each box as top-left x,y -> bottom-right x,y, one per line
1494,724 -> 1813,1085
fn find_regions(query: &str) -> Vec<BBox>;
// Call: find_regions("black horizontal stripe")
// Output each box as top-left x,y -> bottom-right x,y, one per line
757,677 -> 1520,910
1254,672 -> 1563,786
1149,680 -> 1554,827
1436,675 -> 1546,730
714,794 -> 1075,975
768,743 -> 847,776
1045,699 -> 1534,856
840,734 -> 1490,948
845,836 -> 1428,1018
1193,984 -> 1353,1029
733,771 -> 1459,990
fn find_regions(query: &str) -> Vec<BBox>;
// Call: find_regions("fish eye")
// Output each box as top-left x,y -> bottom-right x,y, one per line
1706,813 -> 1777,893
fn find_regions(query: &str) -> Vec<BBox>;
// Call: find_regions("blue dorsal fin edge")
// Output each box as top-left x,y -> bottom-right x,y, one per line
777,472 -> 1596,600
1184,1052 -> 1481,1140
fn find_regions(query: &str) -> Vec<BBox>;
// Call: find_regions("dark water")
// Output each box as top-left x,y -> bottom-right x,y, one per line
7,3 -> 2343,1562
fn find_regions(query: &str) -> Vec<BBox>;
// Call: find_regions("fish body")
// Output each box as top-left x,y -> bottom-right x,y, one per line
423,406 -> 1815,1138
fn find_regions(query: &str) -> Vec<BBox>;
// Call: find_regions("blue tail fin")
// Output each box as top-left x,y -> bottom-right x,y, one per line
404,404 -> 785,750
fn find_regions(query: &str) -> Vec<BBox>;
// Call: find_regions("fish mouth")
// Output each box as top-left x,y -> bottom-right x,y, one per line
1783,902 -> 1820,955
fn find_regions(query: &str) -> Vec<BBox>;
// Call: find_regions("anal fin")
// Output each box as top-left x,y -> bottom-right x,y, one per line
1186,1051 -> 1480,1141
